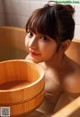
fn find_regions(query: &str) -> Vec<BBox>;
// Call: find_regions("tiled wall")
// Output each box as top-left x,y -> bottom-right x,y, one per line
0,0 -> 5,25
74,5 -> 80,39
0,0 -> 80,39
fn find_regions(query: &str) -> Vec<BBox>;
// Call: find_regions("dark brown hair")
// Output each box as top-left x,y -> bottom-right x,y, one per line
26,3 -> 75,43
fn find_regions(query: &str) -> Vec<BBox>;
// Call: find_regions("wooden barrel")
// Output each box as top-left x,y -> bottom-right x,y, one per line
0,60 -> 45,116
65,39 -> 80,65
0,26 -> 26,61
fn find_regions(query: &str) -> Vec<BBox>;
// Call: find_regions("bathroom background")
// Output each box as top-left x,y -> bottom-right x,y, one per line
0,0 -> 80,39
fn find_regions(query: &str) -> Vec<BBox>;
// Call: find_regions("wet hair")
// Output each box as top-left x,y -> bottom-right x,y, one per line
26,2 -> 75,44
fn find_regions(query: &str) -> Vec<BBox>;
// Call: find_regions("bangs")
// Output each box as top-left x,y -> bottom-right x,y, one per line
26,6 -> 58,40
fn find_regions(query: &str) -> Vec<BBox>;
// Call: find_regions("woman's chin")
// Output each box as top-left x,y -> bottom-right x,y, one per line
30,57 -> 42,63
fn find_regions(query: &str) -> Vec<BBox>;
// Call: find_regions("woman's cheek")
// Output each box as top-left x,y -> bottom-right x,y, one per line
39,45 -> 46,51
25,37 -> 29,51
38,42 -> 49,51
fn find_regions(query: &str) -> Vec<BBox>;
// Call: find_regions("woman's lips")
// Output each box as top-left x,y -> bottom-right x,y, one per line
29,51 -> 40,56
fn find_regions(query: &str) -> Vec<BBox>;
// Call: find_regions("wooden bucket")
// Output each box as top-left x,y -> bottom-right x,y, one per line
0,60 -> 45,116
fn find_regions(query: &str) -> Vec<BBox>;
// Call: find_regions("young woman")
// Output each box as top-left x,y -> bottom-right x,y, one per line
24,1 -> 80,116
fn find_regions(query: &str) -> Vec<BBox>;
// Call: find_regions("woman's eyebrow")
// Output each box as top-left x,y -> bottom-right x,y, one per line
29,28 -> 36,34
27,28 -> 34,33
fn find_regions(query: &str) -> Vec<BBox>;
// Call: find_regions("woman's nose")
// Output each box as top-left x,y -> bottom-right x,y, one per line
28,37 -> 38,49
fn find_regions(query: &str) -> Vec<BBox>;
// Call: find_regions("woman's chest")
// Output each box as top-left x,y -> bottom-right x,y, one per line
44,69 -> 62,94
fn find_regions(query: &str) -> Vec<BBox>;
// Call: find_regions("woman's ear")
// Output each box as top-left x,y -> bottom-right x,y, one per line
61,39 -> 71,51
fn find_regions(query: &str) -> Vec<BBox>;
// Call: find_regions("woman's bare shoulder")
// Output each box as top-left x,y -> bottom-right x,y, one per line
61,56 -> 80,93
63,64 -> 80,93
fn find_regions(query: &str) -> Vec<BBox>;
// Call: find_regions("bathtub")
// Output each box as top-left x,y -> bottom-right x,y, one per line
65,39 -> 80,65
0,26 -> 27,61
0,26 -> 80,116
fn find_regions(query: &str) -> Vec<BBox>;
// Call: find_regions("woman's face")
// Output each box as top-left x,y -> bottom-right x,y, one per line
25,29 -> 58,63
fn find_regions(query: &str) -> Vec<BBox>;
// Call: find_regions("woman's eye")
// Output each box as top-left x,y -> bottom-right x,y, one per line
41,36 -> 48,41
27,31 -> 33,38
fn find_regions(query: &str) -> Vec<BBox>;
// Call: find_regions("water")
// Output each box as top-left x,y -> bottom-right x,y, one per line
0,80 -> 31,90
